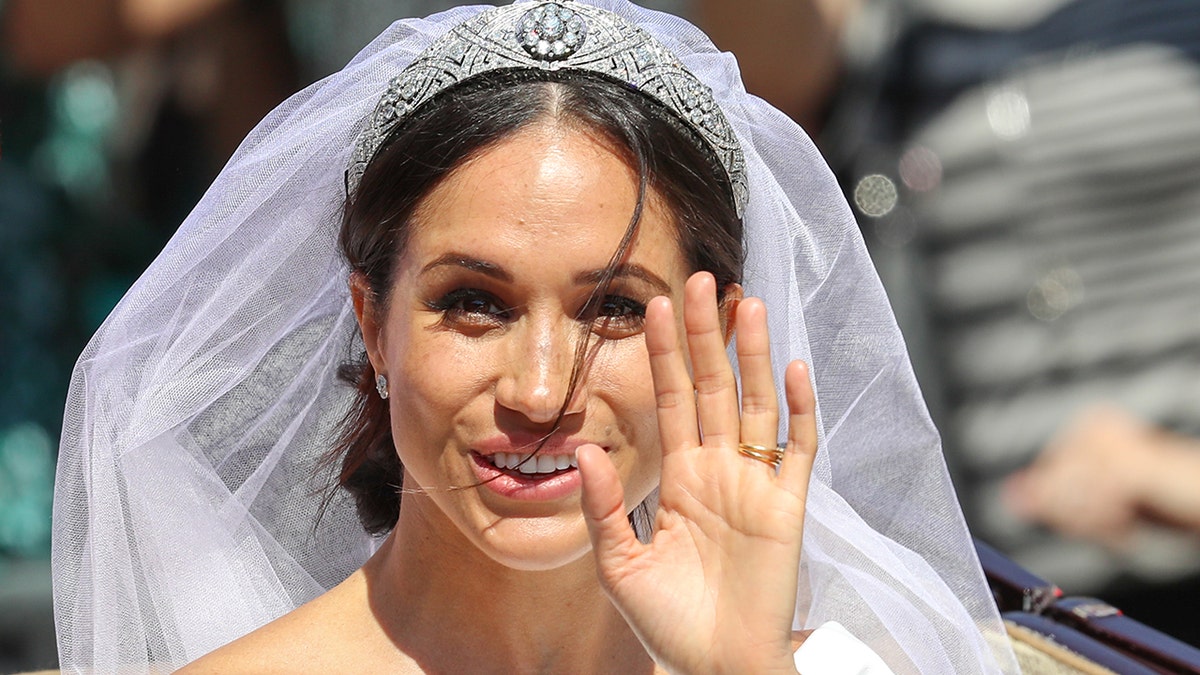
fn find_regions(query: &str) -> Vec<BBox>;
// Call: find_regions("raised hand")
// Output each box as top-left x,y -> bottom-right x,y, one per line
577,271 -> 817,675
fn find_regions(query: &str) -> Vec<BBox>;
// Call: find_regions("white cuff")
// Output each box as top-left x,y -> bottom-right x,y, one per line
793,622 -> 896,675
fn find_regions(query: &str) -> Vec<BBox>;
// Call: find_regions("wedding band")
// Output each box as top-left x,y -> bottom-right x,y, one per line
737,443 -> 785,468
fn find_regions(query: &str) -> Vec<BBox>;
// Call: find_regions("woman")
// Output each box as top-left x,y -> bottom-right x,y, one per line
52,1 -> 1017,672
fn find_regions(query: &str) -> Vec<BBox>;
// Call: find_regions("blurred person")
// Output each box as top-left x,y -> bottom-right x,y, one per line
804,0 -> 1200,645
1,2 -> 294,669
0,0 -> 298,551
692,0 -> 860,134
5,0 -> 298,214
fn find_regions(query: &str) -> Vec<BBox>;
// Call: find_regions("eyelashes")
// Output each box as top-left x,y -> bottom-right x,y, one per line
590,295 -> 648,339
585,294 -> 646,323
425,288 -> 512,329
426,288 -> 647,334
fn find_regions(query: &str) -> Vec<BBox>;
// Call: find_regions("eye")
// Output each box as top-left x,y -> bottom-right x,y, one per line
598,295 -> 646,320
426,288 -> 511,327
587,295 -> 646,338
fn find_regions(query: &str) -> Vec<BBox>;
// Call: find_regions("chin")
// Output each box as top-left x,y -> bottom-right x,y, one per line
473,513 -> 596,571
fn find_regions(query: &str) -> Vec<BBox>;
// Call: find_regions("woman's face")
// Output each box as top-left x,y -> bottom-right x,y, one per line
359,122 -> 692,570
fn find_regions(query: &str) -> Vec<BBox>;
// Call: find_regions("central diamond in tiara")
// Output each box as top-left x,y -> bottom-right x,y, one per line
518,3 -> 588,61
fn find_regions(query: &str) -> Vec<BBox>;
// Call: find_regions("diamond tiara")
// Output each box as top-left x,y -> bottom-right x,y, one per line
347,1 -> 748,216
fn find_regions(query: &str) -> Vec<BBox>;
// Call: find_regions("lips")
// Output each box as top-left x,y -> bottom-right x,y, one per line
469,435 -> 598,501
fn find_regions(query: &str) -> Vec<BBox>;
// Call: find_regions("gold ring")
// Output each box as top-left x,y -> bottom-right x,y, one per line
737,443 -> 785,468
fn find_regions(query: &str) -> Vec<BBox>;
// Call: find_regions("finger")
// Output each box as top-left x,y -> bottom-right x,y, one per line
734,297 -> 779,447
778,360 -> 818,496
577,443 -> 641,578
684,272 -> 740,448
645,295 -> 700,454
1005,462 -> 1072,525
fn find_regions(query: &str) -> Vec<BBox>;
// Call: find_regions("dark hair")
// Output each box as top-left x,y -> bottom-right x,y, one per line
333,68 -> 743,536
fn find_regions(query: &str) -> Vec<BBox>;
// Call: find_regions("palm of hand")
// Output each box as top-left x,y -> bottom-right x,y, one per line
577,272 -> 817,675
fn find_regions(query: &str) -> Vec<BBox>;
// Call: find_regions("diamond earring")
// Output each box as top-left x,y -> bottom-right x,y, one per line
375,374 -> 389,400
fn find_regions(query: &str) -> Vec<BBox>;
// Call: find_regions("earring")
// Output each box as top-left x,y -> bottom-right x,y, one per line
375,374 -> 389,400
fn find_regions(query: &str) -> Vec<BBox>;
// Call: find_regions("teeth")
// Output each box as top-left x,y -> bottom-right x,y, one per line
487,452 -> 579,474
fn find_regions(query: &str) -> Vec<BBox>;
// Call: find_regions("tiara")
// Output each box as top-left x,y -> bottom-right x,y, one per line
347,0 -> 748,216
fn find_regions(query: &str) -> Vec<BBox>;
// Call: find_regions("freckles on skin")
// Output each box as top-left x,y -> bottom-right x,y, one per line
583,330 -> 664,459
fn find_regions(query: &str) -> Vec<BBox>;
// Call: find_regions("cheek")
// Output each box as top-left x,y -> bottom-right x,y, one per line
593,337 -> 654,409
386,330 -> 494,457
591,338 -> 662,475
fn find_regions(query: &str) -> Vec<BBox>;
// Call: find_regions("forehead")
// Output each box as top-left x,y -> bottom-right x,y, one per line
401,124 -> 686,274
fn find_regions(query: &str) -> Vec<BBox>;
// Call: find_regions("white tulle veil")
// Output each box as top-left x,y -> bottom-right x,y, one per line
52,1 -> 1019,672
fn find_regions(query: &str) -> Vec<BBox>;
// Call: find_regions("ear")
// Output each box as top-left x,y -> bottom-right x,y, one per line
349,271 -> 386,375
718,283 -> 744,346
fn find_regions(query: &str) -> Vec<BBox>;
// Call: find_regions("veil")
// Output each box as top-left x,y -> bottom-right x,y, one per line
52,1 -> 1019,672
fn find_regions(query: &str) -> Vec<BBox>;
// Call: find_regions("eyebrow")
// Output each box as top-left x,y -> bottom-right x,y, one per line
575,263 -> 672,295
421,253 -> 672,295
421,254 -> 513,282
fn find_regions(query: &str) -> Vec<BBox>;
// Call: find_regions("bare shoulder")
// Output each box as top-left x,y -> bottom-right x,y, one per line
177,570 -> 404,674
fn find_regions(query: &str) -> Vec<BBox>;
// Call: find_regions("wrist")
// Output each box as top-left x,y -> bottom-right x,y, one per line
1136,431 -> 1200,528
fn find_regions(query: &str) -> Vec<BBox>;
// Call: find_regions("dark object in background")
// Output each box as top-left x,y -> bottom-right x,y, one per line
981,538 -> 1200,674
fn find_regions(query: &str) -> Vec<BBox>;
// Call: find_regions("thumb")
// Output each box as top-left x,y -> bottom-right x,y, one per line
577,443 -> 640,577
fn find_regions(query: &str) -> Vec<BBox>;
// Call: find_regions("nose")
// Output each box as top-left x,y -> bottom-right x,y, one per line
494,316 -> 584,425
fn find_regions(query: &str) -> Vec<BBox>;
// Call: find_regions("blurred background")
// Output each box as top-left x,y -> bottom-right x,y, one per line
2,0 -> 1199,670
